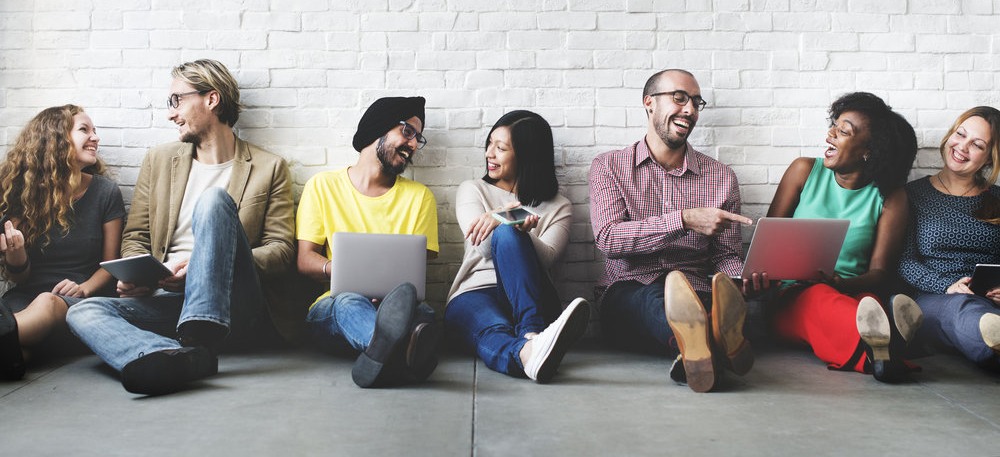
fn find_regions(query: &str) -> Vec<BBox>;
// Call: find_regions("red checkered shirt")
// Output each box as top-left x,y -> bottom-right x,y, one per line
589,138 -> 744,294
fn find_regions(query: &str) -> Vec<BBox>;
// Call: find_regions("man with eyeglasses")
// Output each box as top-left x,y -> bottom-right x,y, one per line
66,59 -> 296,395
296,96 -> 441,388
589,69 -> 758,393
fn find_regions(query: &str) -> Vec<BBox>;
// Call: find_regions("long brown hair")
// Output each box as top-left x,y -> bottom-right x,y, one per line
940,106 -> 1000,225
0,105 -> 107,249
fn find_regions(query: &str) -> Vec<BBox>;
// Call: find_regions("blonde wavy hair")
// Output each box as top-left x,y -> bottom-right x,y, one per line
940,106 -> 1000,225
0,104 -> 107,249
172,59 -> 244,127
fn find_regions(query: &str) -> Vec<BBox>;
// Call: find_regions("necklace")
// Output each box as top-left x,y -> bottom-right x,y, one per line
936,173 -> 976,197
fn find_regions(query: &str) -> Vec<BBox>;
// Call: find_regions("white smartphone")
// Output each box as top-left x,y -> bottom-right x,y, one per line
491,206 -> 540,225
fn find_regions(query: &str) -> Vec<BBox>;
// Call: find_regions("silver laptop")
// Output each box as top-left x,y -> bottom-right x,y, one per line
739,218 -> 851,281
329,232 -> 427,301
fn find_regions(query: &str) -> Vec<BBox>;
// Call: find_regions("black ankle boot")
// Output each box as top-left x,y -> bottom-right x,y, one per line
0,303 -> 25,380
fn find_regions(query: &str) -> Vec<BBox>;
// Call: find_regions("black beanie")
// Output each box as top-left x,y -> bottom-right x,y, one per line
352,96 -> 426,152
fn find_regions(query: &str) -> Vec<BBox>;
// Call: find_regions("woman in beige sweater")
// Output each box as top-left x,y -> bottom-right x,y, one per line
445,110 -> 589,383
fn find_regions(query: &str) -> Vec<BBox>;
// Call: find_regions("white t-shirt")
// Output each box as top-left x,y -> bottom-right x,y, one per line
164,159 -> 234,270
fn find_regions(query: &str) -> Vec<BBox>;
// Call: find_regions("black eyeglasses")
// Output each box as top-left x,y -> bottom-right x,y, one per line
399,121 -> 427,150
648,90 -> 707,111
167,90 -> 207,109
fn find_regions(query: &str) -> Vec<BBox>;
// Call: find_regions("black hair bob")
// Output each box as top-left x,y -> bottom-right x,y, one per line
482,110 -> 559,206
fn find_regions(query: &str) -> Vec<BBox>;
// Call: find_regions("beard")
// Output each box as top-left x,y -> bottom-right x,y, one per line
655,116 -> 693,150
375,135 -> 414,176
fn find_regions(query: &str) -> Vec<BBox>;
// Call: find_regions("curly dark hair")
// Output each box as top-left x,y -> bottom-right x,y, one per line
828,92 -> 917,198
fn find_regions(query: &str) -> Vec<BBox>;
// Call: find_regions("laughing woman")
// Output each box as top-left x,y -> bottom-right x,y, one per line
445,110 -> 590,383
0,105 -> 125,380
897,106 -> 1000,371
761,92 -> 920,383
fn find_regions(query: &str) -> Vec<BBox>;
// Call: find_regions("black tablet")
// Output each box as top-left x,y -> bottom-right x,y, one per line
970,264 -> 1000,296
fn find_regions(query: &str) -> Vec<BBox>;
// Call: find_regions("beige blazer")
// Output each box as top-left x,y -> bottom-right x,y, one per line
122,138 -> 305,341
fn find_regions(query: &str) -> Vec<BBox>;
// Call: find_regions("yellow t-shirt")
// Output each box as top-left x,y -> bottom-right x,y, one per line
296,168 -> 439,303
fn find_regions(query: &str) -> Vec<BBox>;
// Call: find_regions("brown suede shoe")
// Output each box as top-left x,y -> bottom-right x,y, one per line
665,271 -> 715,393
711,273 -> 754,376
980,313 -> 1000,355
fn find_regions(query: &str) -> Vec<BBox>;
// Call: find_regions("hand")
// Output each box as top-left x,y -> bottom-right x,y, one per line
0,220 -> 28,268
117,280 -> 153,298
817,269 -> 843,289
52,279 -> 87,298
515,214 -> 539,233
741,272 -> 774,297
466,213 -> 501,246
947,277 -> 974,295
159,260 -> 189,292
681,208 -> 753,237
985,287 -> 1000,305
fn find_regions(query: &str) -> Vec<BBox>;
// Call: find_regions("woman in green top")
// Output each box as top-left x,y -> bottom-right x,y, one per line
759,92 -> 919,383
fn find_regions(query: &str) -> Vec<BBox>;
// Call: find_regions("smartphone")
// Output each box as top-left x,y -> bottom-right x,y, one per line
491,206 -> 540,225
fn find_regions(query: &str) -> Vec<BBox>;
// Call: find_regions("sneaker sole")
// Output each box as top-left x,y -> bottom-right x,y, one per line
856,297 -> 891,361
980,313 -> 1000,351
665,272 -> 714,393
533,299 -> 590,384
711,273 -> 753,376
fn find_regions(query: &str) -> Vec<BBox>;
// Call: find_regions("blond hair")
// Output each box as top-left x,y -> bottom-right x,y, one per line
171,59 -> 244,127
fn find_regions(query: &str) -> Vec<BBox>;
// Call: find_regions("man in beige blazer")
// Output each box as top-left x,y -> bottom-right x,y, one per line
67,59 -> 296,396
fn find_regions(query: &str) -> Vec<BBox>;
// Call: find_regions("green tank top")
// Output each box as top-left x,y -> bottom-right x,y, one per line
791,159 -> 884,278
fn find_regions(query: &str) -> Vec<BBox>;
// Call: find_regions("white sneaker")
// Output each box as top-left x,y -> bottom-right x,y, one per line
523,298 -> 590,383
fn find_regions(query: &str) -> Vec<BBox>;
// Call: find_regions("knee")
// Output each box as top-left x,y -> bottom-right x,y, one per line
491,223 -> 520,245
65,298 -> 109,329
193,187 -> 235,218
31,292 -> 68,319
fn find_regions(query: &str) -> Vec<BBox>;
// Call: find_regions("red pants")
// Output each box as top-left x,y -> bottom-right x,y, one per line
775,283 -> 874,373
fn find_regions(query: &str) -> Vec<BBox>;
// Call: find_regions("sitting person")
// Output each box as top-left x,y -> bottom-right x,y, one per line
589,69 -> 756,393
296,96 -> 441,388
763,92 -> 920,383
66,59 -> 296,395
897,106 -> 1000,371
445,110 -> 590,383
0,105 -> 125,380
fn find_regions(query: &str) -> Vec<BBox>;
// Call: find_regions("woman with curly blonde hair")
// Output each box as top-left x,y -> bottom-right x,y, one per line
0,105 -> 125,380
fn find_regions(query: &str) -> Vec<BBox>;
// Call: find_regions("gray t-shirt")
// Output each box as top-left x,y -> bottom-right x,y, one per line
7,174 -> 126,298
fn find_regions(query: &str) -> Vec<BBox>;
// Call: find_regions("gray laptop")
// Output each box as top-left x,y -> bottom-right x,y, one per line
329,232 -> 427,301
739,218 -> 851,281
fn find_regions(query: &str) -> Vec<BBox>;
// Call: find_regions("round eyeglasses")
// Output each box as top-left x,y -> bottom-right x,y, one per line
167,90 -> 207,109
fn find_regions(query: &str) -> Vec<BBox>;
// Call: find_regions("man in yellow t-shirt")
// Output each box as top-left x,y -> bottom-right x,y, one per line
296,96 -> 440,388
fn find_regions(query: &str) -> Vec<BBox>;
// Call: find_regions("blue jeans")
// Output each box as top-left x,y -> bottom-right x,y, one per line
307,293 -> 435,353
66,188 -> 264,371
915,292 -> 999,365
600,275 -> 712,355
444,224 -> 559,376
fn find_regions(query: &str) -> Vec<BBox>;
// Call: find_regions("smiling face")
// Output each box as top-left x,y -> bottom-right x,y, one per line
376,115 -> 423,176
942,115 -> 992,178
166,78 -> 212,144
644,71 -> 701,150
823,110 -> 871,173
70,112 -> 99,170
485,125 -> 518,191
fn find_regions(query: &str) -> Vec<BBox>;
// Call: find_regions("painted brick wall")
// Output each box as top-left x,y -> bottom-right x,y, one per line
2,1 -> 999,307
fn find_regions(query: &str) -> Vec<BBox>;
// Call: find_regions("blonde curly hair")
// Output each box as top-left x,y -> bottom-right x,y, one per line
0,104 -> 107,250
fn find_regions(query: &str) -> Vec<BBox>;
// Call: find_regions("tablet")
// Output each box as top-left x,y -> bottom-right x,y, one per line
100,254 -> 173,286
970,264 -> 1000,296
740,218 -> 851,281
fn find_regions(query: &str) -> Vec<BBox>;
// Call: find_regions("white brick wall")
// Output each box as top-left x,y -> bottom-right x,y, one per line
2,1 -> 999,307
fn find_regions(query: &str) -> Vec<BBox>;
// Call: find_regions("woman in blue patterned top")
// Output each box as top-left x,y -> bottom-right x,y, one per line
897,106 -> 1000,371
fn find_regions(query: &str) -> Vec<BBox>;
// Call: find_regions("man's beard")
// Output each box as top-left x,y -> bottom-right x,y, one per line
376,135 -> 414,176
655,116 -> 692,150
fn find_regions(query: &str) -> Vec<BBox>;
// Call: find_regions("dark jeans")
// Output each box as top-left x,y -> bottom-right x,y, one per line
600,275 -> 712,356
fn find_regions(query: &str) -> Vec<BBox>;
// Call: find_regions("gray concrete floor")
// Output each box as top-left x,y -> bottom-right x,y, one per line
4,340 -> 1000,457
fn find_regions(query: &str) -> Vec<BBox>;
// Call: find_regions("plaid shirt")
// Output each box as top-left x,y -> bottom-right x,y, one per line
589,138 -> 744,294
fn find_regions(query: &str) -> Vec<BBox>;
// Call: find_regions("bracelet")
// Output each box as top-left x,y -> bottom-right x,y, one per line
6,258 -> 29,274
322,261 -> 331,277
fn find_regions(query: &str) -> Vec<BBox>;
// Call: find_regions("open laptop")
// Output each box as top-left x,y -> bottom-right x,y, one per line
329,232 -> 427,301
738,218 -> 851,281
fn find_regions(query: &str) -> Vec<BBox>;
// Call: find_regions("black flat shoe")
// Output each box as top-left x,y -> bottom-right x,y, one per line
352,283 -> 418,388
0,303 -> 25,380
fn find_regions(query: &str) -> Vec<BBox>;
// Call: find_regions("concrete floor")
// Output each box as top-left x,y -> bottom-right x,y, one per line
3,340 -> 1000,457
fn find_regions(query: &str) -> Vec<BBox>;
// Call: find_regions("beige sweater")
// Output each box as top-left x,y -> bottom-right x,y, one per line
446,179 -> 572,303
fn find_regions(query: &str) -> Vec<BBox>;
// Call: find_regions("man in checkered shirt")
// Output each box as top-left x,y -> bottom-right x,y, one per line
589,69 -> 758,393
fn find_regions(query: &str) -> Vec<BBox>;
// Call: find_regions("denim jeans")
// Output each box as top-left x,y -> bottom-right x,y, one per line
66,188 -> 264,371
307,292 -> 435,353
599,275 -> 712,355
444,224 -> 560,376
915,292 -> 999,365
